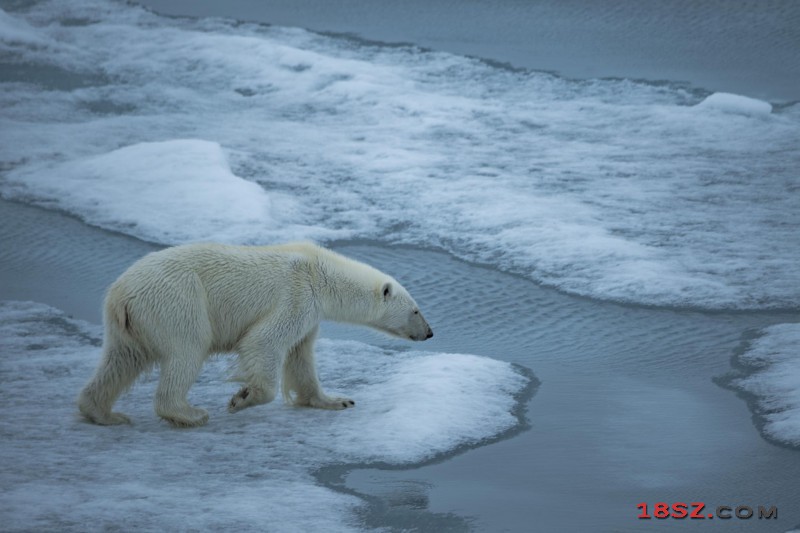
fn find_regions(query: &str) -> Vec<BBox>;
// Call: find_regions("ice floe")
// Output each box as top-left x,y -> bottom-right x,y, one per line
0,300 -> 529,531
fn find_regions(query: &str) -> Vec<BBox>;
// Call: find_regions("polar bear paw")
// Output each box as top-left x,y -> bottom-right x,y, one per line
158,406 -> 209,428
82,410 -> 131,426
228,385 -> 273,413
103,412 -> 132,425
308,395 -> 355,410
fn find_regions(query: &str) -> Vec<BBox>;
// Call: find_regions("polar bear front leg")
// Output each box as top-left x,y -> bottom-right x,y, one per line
228,322 -> 282,413
282,326 -> 355,410
228,382 -> 276,413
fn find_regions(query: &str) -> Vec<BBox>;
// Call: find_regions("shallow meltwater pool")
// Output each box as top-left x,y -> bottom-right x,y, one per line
2,199 -> 797,531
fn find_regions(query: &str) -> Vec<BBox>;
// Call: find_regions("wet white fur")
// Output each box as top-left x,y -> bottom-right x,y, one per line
77,242 -> 432,427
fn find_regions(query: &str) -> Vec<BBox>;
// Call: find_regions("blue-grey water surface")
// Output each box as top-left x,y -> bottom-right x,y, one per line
2,198 -> 798,531
2,0 -> 799,530
137,0 -> 800,102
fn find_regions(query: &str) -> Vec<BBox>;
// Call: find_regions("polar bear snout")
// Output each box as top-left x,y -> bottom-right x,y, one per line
409,329 -> 433,341
419,327 -> 434,341
408,312 -> 433,341
416,320 -> 433,341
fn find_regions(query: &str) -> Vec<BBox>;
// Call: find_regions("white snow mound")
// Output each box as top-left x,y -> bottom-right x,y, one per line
4,140 -> 287,244
695,92 -> 772,116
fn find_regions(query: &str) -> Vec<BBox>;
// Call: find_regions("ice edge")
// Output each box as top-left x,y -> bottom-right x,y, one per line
714,327 -> 800,451
312,364 -> 539,529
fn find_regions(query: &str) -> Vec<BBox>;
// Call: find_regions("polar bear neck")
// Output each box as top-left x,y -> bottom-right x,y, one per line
313,251 -> 383,325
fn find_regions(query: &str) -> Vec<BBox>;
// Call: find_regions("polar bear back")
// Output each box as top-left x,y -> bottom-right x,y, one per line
108,242 -> 396,352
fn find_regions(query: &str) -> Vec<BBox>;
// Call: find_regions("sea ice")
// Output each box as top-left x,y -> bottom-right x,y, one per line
0,300 -> 528,531
2,139 -> 308,244
731,323 -> 800,447
1,0 -> 798,310
0,7 -> 52,49
694,92 -> 773,116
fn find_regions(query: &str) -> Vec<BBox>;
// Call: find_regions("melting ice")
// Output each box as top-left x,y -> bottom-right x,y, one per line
0,301 -> 528,531
0,1 -> 798,528
1,0 -> 799,309
729,323 -> 800,447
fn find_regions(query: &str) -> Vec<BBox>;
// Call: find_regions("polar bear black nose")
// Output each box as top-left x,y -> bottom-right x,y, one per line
426,328 -> 433,339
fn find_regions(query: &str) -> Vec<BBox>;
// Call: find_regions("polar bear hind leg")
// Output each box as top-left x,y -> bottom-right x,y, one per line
154,345 -> 210,428
77,328 -> 152,425
77,351 -> 134,425
282,326 -> 355,410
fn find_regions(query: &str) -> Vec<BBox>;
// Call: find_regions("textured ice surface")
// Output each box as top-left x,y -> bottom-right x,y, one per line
1,1 -> 799,309
731,323 -> 800,447
0,302 -> 527,531
0,7 -> 50,48
0,300 -> 527,531
694,92 -> 773,116
2,139 -> 294,244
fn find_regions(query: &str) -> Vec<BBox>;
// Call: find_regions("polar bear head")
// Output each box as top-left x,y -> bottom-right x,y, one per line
371,280 -> 433,342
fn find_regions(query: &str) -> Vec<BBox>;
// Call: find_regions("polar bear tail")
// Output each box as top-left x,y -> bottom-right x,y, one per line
77,299 -> 152,425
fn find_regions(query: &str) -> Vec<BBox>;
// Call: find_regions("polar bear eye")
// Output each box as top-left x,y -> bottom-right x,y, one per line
413,310 -> 419,315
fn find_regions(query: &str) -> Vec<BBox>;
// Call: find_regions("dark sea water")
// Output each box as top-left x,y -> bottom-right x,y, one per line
136,0 -> 800,102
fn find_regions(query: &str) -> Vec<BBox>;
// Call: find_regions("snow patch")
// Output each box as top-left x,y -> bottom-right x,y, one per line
695,92 -> 772,116
3,140 -> 302,244
0,8 -> 52,49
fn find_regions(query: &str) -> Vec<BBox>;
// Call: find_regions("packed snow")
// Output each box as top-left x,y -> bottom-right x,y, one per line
694,92 -> 773,116
2,140 -> 297,244
0,300 -> 529,531
1,1 -> 798,309
730,323 -> 800,447
0,7 -> 52,48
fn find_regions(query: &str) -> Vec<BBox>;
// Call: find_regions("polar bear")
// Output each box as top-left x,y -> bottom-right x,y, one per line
77,242 -> 433,427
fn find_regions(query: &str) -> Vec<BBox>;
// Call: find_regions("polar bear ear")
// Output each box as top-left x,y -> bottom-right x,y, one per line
382,282 -> 393,301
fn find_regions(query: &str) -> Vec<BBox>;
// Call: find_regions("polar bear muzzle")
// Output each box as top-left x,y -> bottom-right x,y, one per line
409,309 -> 434,341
